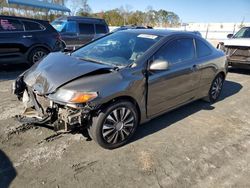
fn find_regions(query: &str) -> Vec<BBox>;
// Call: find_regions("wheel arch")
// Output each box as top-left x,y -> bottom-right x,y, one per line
217,71 -> 226,79
97,95 -> 142,124
25,44 -> 51,58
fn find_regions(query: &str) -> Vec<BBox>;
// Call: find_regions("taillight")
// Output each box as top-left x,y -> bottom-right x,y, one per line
56,33 -> 62,40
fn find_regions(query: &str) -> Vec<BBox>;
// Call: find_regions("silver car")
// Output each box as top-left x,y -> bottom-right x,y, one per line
13,30 -> 227,149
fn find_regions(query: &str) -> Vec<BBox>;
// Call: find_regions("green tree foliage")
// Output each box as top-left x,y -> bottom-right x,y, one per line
90,9 -> 180,27
128,11 -> 144,25
98,8 -> 180,27
77,8 -> 92,17
0,0 -> 180,26
103,9 -> 124,26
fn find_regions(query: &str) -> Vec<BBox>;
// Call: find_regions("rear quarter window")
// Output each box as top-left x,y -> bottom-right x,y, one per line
95,24 -> 107,34
196,39 -> 212,58
22,20 -> 45,31
79,23 -> 94,34
0,18 -> 24,32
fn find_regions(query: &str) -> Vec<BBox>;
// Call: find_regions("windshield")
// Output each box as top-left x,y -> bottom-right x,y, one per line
72,32 -> 162,67
234,27 -> 250,38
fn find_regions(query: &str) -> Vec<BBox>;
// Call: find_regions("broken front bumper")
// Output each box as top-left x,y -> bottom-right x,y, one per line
223,45 -> 250,67
12,78 -> 93,132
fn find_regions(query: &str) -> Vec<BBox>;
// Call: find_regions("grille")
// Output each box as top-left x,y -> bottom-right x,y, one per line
225,47 -> 250,57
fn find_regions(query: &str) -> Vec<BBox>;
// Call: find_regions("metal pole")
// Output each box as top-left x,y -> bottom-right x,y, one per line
205,24 -> 209,39
8,1 -> 10,15
233,24 -> 236,35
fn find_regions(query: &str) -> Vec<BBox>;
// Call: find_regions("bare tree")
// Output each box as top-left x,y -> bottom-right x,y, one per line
65,0 -> 91,16
119,4 -> 133,25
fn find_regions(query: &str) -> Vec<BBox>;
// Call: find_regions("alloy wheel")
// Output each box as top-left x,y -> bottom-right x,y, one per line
102,107 -> 135,144
211,75 -> 223,100
32,51 -> 47,63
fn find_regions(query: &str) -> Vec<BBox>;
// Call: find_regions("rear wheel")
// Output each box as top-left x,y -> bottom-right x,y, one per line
88,100 -> 139,149
28,47 -> 49,65
207,74 -> 225,103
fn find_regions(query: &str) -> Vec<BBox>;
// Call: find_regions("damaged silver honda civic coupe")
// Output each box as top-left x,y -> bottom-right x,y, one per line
13,30 -> 227,149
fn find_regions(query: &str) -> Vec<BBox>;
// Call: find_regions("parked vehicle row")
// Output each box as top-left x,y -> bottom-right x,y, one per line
0,15 -> 110,65
2,15 -> 248,69
0,15 -> 65,65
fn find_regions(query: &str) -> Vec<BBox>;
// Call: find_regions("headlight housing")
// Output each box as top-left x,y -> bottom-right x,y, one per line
48,88 -> 98,104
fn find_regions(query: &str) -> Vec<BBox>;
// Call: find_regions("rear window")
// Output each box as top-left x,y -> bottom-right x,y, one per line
22,20 -> 44,31
52,20 -> 77,33
96,24 -> 107,34
79,23 -> 94,34
0,18 -> 24,32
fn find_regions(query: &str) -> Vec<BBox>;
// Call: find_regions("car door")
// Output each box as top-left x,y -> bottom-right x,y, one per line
194,38 -> 216,97
60,21 -> 79,48
78,22 -> 95,46
0,17 -> 26,63
147,37 -> 201,117
21,19 -> 48,46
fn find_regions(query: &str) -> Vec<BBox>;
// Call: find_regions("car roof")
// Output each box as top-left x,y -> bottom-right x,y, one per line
120,29 -> 198,37
0,15 -> 48,23
55,16 -> 106,24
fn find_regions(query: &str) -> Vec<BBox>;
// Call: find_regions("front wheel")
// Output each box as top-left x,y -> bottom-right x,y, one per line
207,74 -> 225,103
88,100 -> 139,149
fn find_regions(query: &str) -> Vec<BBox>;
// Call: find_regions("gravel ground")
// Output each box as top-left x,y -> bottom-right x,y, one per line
0,66 -> 250,188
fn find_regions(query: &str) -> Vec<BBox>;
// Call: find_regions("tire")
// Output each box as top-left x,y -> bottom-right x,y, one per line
88,100 -> 139,149
28,47 -> 49,65
206,73 -> 225,103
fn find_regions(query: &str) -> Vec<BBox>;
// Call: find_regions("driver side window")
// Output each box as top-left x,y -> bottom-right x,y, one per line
154,38 -> 195,65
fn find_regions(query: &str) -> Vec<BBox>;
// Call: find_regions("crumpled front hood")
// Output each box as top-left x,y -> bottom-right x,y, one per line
24,52 -> 112,95
223,38 -> 250,47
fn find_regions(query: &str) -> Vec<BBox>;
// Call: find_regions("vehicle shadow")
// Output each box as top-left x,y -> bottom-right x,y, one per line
0,150 -> 17,188
229,67 -> 250,75
131,80 -> 242,143
0,64 -> 29,81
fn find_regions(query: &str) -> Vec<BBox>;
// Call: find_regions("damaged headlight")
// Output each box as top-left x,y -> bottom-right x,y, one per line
48,88 -> 98,104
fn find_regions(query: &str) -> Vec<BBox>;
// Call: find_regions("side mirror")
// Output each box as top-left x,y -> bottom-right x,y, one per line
149,59 -> 169,71
227,34 -> 233,39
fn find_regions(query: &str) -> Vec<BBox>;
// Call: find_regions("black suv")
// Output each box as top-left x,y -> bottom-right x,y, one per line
0,15 -> 65,65
51,16 -> 109,50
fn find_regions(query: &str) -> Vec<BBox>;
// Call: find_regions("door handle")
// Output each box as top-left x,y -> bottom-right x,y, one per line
22,35 -> 33,38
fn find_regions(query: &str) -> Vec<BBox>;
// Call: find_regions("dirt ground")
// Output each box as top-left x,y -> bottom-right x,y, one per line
0,65 -> 250,188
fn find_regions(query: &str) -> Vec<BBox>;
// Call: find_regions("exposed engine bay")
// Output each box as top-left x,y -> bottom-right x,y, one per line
13,77 -> 95,132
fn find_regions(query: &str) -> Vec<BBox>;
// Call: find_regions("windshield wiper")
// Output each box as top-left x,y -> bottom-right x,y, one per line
77,57 -> 128,70
78,57 -> 105,65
